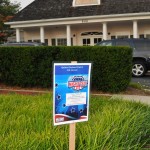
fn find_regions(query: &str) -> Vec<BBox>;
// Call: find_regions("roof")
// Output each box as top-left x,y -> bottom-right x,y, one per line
11,0 -> 150,22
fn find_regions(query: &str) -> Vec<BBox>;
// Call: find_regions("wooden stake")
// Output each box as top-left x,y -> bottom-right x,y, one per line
69,123 -> 76,150
69,61 -> 77,150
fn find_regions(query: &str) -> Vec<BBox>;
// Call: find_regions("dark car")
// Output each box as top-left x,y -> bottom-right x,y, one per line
97,38 -> 150,77
0,42 -> 46,47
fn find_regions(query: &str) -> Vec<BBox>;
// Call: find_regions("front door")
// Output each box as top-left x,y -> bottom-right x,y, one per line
81,31 -> 102,46
82,37 -> 102,46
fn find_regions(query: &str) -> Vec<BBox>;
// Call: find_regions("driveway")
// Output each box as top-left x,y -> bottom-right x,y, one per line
131,72 -> 150,89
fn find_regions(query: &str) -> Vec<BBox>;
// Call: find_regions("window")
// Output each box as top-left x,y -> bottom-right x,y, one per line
51,38 -> 73,46
111,36 -> 116,39
117,35 -> 128,39
57,38 -> 67,46
99,41 -> 113,46
115,41 -> 131,47
51,39 -> 56,46
130,35 -> 133,39
44,39 -> 48,45
94,38 -> 101,45
146,34 -> 150,39
22,43 -> 34,46
33,39 -> 40,43
6,43 -> 22,46
81,32 -> 102,36
73,0 -> 100,7
83,38 -> 90,46
134,40 -> 150,51
51,38 -> 67,46
139,34 -> 144,39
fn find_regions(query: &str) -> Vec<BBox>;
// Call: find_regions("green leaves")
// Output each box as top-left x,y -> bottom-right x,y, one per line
0,46 -> 132,92
0,0 -> 20,42
0,0 -> 20,16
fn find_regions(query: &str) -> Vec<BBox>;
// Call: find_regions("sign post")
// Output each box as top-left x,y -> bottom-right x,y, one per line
53,62 -> 91,149
69,61 -> 77,150
69,122 -> 76,150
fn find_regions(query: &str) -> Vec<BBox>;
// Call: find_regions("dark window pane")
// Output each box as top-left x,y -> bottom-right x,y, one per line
33,39 -> 40,43
51,39 -> 56,46
83,39 -> 86,44
87,39 -> 90,44
139,34 -> 144,39
44,39 -> 48,45
98,38 -> 102,42
100,41 -> 112,46
57,38 -> 67,46
134,40 -> 150,51
94,38 -> 97,44
130,35 -> 133,38
71,38 -> 73,46
111,36 -> 116,39
116,41 -> 130,46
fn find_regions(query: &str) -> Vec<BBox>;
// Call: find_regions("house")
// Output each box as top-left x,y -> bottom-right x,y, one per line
6,0 -> 150,46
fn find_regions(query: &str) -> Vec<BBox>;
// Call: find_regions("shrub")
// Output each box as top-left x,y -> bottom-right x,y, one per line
57,46 -> 132,92
0,46 -> 132,92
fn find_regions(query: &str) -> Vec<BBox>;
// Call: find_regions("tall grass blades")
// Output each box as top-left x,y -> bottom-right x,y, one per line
0,94 -> 69,150
76,97 -> 150,150
0,94 -> 150,149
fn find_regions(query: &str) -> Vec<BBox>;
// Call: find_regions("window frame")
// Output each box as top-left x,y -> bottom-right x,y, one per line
115,40 -> 131,47
51,38 -> 73,46
72,0 -> 101,7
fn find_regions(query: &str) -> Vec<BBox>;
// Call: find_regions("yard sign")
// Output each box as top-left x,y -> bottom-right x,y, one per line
53,62 -> 91,126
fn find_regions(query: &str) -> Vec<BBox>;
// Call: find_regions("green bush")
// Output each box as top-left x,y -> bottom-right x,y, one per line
0,46 -> 132,92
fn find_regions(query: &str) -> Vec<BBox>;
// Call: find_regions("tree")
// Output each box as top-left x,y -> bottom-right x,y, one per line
0,0 -> 20,43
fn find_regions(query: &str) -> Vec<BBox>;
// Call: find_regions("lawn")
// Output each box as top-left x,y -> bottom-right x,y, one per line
0,94 -> 150,149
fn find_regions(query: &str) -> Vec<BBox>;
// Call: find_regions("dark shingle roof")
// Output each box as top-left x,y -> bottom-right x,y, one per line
11,0 -> 150,22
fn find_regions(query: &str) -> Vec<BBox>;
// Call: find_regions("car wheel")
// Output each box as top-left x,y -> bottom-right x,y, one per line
132,61 -> 147,77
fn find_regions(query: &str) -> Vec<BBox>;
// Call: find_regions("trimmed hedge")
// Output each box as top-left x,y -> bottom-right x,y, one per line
0,46 -> 132,92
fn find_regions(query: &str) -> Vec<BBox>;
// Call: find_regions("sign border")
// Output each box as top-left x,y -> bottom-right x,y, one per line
53,62 -> 92,126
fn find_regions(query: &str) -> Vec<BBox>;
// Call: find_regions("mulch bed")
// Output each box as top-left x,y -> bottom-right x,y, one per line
0,83 -> 150,96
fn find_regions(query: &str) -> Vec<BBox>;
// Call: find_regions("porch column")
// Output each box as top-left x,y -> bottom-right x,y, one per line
133,20 -> 138,38
16,28 -> 20,42
40,26 -> 45,43
66,25 -> 71,46
103,22 -> 107,40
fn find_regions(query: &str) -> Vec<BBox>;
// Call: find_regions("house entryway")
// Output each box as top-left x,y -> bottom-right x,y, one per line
81,31 -> 102,46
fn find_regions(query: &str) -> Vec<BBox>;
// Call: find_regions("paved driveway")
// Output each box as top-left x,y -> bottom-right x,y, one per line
131,72 -> 150,89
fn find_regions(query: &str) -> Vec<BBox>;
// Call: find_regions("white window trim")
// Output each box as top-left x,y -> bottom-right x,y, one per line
72,0 -> 101,7
80,36 -> 102,46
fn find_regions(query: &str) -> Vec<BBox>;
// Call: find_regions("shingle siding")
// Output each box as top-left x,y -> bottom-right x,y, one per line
11,0 -> 150,22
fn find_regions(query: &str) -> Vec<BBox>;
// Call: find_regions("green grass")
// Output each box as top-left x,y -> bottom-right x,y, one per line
129,82 -> 143,90
0,94 -> 150,150
129,82 -> 150,90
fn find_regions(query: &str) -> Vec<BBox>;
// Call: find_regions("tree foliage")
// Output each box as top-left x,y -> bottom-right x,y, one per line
0,0 -> 20,43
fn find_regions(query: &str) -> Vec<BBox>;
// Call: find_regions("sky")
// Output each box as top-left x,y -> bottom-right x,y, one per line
10,0 -> 35,10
